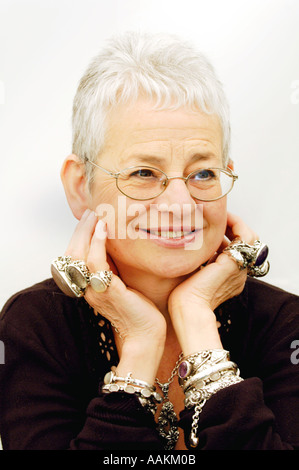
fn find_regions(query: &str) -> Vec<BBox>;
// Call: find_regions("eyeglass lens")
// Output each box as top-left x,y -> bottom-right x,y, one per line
116,167 -> 234,201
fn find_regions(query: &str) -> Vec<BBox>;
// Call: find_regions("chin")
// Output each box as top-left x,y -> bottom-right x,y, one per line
108,238 -> 212,278
145,256 -> 203,279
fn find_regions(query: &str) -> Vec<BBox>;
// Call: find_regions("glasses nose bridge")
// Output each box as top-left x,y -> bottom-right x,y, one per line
162,174 -> 190,196
163,175 -> 188,188
166,175 -> 187,182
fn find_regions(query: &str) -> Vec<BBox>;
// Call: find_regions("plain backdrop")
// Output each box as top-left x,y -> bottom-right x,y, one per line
0,0 -> 299,311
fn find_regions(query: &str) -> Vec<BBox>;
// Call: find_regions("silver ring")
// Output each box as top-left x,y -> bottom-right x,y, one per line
90,270 -> 113,293
223,239 -> 270,277
65,260 -> 91,289
51,256 -> 90,298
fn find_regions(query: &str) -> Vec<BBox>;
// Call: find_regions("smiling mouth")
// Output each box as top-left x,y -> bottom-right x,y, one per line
140,228 -> 197,239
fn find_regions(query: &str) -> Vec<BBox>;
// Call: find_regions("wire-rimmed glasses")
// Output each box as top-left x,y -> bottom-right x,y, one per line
83,156 -> 238,202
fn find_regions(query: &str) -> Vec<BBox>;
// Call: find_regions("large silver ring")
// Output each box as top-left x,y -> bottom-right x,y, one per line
90,270 -> 113,293
65,260 -> 91,289
51,256 -> 91,298
223,239 -> 270,277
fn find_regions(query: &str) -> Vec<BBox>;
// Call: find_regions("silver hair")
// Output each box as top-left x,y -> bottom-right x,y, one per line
72,31 -> 231,182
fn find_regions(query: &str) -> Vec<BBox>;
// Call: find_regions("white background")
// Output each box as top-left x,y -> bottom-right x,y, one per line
0,0 -> 299,310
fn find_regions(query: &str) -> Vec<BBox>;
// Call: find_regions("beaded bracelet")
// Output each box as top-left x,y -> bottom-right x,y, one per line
179,360 -> 238,392
178,349 -> 231,381
177,349 -> 244,448
184,370 -> 243,409
188,373 -> 244,447
104,369 -> 155,391
102,369 -> 163,416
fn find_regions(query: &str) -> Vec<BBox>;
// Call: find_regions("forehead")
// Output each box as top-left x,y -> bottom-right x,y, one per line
102,98 -> 223,166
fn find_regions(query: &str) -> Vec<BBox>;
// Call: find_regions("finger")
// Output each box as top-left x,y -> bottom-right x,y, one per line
217,236 -> 231,253
65,209 -> 98,260
106,254 -> 120,276
226,212 -> 258,244
86,219 -> 110,273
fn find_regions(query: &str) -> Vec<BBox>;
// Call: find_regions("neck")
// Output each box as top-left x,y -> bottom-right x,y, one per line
115,262 -> 187,326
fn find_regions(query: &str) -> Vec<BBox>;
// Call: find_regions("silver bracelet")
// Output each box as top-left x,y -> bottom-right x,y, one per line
189,376 -> 244,449
177,350 -> 244,448
185,372 -> 243,409
104,369 -> 155,391
138,396 -> 158,416
179,360 -> 238,391
102,370 -> 163,409
178,349 -> 230,381
102,381 -> 162,402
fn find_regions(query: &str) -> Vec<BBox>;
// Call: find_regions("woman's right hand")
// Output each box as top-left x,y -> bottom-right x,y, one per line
65,209 -> 166,383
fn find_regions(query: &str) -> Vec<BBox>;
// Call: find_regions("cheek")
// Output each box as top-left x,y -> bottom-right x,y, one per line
203,199 -> 227,226
93,193 -> 149,241
203,199 -> 227,243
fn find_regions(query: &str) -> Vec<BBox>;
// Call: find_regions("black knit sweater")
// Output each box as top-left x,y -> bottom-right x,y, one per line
0,277 -> 298,450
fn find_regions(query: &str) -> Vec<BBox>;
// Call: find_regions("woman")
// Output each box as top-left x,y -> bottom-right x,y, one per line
0,32 -> 298,451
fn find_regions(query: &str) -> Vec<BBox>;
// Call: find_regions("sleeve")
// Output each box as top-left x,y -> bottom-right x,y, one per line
69,391 -> 162,450
0,288 -> 162,450
179,293 -> 299,450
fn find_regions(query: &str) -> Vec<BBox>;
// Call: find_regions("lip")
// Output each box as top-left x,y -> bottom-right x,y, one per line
138,227 -> 202,248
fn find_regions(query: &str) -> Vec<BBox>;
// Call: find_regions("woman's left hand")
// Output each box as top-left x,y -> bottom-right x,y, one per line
168,213 -> 258,354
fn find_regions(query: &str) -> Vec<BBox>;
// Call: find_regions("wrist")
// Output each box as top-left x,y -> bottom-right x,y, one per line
181,321 -> 223,356
169,302 -> 222,356
116,337 -> 165,384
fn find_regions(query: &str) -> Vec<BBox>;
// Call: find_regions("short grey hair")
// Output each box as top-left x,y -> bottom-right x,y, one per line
72,31 -> 231,181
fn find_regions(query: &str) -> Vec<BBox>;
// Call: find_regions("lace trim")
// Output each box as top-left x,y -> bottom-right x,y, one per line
88,309 -> 119,365
216,306 -> 232,335
87,305 -> 232,368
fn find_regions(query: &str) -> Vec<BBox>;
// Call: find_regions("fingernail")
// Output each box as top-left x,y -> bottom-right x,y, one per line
95,219 -> 107,239
89,210 -> 98,219
82,208 -> 91,219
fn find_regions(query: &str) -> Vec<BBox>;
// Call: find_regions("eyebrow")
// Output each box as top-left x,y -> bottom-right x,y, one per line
121,153 -> 216,166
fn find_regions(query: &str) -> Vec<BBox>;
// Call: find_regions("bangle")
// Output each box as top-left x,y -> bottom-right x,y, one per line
188,373 -> 244,448
177,349 -> 244,448
178,349 -> 230,381
185,372 -> 243,409
179,360 -> 238,391
104,369 -> 155,391
102,381 -> 162,402
101,369 -> 163,415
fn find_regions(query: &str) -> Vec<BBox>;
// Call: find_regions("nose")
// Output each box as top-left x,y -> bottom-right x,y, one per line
156,176 -> 197,210
151,177 -> 202,232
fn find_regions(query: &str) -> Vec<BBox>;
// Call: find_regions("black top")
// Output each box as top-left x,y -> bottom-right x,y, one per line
0,277 -> 299,450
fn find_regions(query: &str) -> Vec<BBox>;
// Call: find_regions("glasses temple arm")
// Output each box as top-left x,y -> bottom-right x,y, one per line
83,155 -> 116,177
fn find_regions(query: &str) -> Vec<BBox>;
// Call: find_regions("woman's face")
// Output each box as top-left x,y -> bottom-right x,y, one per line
89,98 -> 228,279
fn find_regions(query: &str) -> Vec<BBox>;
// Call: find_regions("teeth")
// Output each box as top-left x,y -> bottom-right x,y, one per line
149,230 -> 191,239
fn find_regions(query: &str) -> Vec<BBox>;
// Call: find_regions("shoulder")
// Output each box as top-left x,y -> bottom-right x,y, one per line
222,277 -> 299,354
1,277 -> 84,316
0,278 -> 89,345
1,278 -> 72,313
244,277 -> 299,318
238,277 -> 299,350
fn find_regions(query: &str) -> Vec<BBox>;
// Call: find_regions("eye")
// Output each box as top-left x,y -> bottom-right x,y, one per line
192,169 -> 216,180
130,168 -> 156,178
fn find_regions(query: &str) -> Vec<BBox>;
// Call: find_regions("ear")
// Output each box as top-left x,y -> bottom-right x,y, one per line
60,154 -> 90,220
